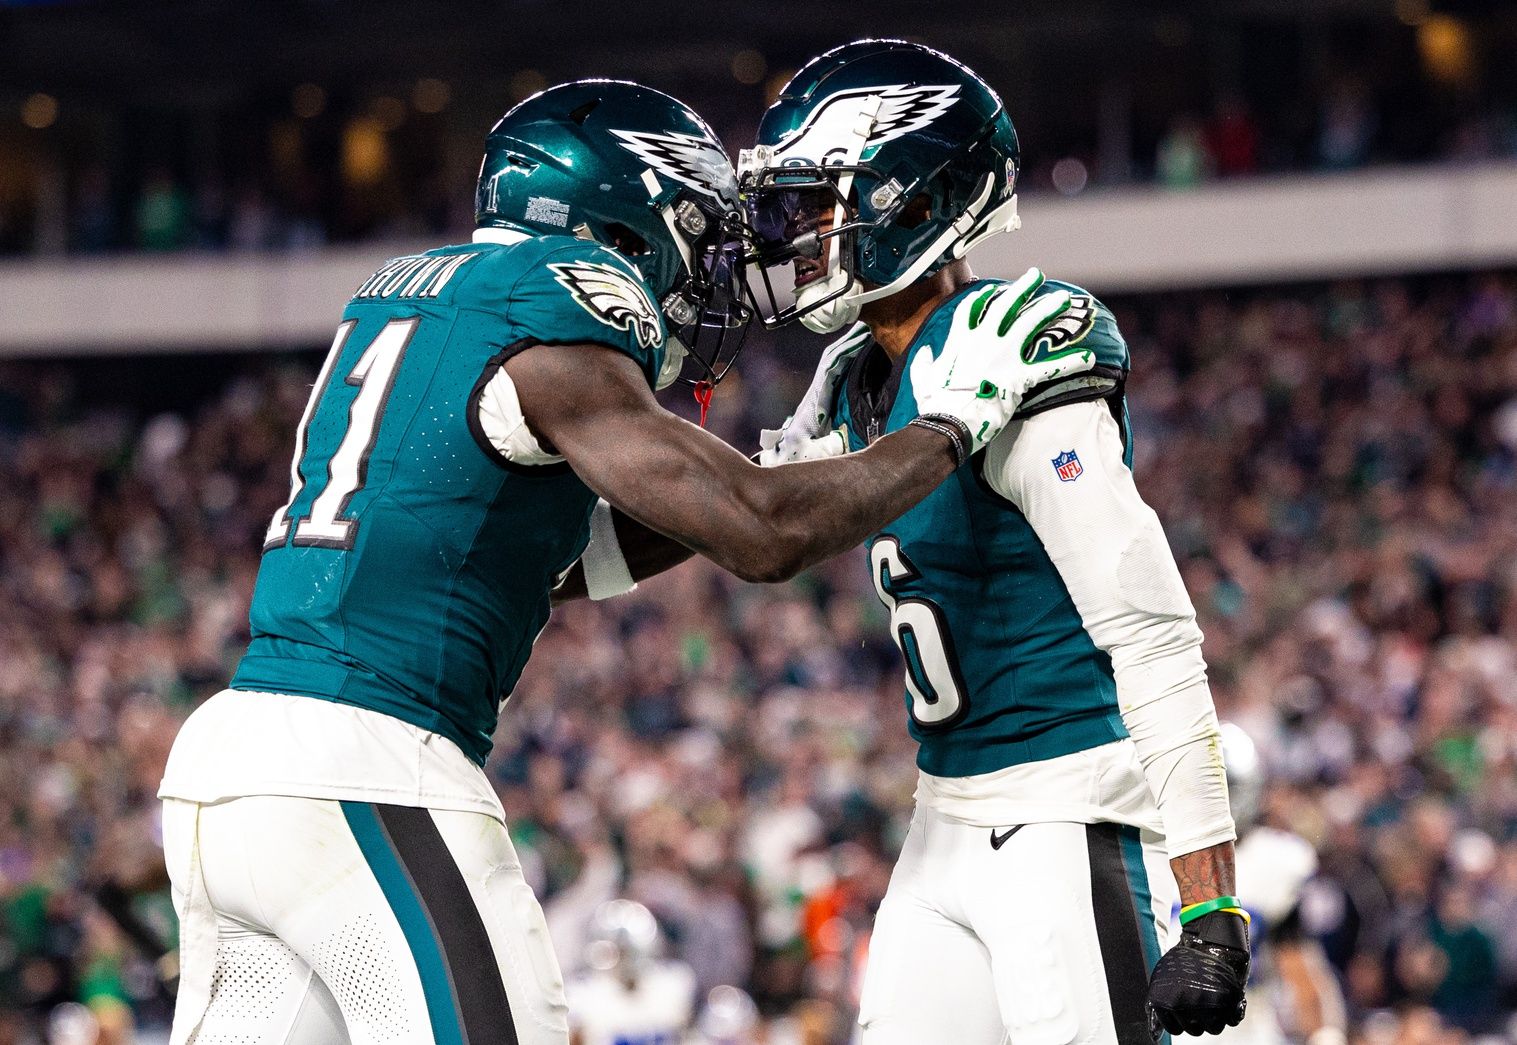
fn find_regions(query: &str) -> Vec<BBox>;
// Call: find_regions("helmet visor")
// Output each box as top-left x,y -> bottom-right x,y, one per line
741,165 -> 873,264
738,163 -> 879,328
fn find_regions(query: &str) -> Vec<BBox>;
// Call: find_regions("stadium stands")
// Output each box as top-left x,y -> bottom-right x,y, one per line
1,270 -> 1514,1041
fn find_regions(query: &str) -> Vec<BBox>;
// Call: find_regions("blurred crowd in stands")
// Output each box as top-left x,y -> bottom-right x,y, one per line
1,268 -> 1516,1043
2,57 -> 1516,257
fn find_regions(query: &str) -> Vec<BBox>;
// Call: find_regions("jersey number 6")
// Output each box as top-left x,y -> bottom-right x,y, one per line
870,536 -> 969,730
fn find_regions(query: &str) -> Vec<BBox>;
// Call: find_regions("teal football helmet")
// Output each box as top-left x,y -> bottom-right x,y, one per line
477,80 -> 751,385
738,40 -> 1021,333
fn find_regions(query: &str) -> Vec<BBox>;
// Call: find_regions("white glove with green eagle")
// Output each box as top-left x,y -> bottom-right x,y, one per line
909,267 -> 1094,462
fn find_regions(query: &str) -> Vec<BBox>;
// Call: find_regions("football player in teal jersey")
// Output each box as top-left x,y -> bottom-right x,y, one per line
156,78 -> 1093,1045
740,41 -> 1251,1045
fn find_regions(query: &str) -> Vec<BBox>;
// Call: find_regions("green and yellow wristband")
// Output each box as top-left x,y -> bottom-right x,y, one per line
1179,896 -> 1250,926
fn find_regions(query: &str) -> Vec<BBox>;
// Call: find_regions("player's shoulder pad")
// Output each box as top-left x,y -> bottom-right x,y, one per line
490,235 -> 668,383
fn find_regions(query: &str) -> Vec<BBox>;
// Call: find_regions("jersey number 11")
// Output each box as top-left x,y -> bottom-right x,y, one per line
264,317 -> 417,550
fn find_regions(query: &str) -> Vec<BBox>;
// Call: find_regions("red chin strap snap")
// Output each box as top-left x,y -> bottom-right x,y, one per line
693,380 -> 714,428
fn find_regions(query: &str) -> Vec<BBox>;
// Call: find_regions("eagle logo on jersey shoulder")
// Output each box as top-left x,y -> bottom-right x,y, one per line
610,128 -> 737,202
1028,294 -> 1098,360
548,259 -> 662,350
774,84 -> 960,165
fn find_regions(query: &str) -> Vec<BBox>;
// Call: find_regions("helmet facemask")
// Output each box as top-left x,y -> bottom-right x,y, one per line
739,119 -> 1021,334
739,159 -> 877,333
635,176 -> 753,389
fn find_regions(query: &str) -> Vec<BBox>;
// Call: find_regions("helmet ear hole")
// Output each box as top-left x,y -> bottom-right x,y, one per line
605,222 -> 650,257
896,193 -> 934,230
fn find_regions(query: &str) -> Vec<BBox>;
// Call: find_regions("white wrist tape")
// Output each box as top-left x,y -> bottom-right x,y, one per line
582,498 -> 637,601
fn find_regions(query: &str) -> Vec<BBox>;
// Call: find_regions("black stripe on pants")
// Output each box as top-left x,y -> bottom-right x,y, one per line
1087,822 -> 1153,1045
375,804 -> 520,1045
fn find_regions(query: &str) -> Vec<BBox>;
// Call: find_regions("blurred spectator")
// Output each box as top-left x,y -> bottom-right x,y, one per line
1157,116 -> 1212,188
1318,83 -> 1379,170
67,170 -> 117,255
189,178 -> 230,251
1206,96 -> 1261,177
1428,884 -> 1499,1031
227,184 -> 279,252
132,170 -> 190,253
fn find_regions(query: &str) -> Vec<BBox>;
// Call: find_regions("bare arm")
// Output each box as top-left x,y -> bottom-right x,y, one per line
1170,843 -> 1237,907
1276,938 -> 1347,1042
507,343 -> 958,584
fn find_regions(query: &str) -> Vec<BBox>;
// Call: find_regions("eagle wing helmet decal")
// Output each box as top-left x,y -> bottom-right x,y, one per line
549,260 -> 663,349
610,128 -> 737,202
773,83 -> 961,164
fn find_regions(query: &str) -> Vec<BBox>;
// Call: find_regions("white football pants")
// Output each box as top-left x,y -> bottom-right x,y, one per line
161,796 -> 569,1045
858,806 -> 1177,1045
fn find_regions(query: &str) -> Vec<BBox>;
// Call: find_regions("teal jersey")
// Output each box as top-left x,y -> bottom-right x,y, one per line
832,278 -> 1133,777
232,234 -> 667,765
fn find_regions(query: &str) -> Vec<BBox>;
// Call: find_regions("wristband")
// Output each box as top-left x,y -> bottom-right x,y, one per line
909,414 -> 972,468
1179,896 -> 1248,925
910,418 -> 967,467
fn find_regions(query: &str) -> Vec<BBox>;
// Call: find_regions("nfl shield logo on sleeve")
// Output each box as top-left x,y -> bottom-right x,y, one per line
1052,450 -> 1083,482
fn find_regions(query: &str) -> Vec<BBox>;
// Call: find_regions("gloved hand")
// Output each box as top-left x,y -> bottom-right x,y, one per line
758,324 -> 870,466
757,424 -> 849,464
908,267 -> 1094,458
1147,911 -> 1250,1039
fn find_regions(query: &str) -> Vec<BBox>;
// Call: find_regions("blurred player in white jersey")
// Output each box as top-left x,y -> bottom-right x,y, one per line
566,901 -> 696,1045
689,985 -> 761,1045
1220,725 -> 1347,1045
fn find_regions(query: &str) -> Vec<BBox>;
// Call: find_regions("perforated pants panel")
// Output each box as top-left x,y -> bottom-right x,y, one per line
192,934 -> 345,1045
163,796 -> 569,1045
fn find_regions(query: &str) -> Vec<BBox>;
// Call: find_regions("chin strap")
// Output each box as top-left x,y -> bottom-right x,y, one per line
693,380 -> 714,427
643,169 -> 695,272
953,192 -> 1021,258
855,172 -> 998,303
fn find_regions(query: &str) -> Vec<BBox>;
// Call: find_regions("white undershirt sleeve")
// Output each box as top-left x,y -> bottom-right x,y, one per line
472,366 -> 636,601
473,364 -> 565,467
983,400 -> 1236,856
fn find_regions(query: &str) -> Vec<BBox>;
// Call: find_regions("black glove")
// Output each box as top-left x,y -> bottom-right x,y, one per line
1147,910 -> 1250,1039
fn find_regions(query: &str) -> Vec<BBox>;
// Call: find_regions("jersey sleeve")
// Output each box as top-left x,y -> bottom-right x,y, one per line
1014,279 -> 1129,418
981,400 -> 1236,856
502,240 -> 669,387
